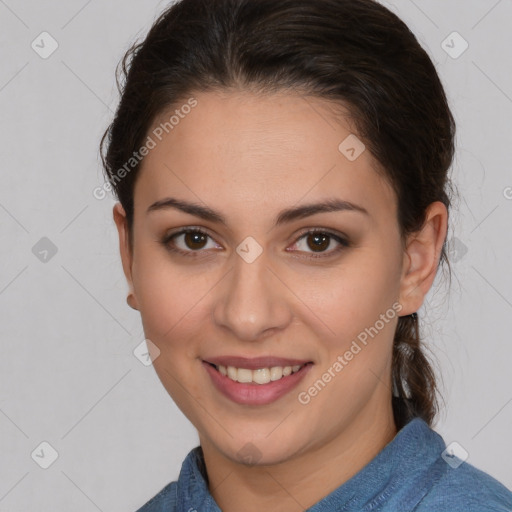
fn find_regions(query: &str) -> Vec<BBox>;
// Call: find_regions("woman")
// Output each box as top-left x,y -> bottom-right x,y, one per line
100,0 -> 512,510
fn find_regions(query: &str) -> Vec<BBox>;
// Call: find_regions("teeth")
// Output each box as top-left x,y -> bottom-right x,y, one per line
237,368 -> 253,383
227,366 -> 237,380
252,368 -> 270,384
270,367 -> 283,381
216,364 -> 305,384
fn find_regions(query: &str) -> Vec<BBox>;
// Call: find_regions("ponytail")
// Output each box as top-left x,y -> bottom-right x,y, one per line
392,313 -> 439,429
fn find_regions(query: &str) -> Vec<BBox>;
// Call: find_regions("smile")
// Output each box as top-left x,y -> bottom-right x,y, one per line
202,360 -> 313,405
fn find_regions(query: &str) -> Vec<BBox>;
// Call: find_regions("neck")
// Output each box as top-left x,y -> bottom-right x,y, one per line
199,395 -> 397,512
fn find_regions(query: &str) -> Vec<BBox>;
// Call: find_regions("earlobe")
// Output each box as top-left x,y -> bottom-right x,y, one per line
398,202 -> 448,315
113,203 -> 139,310
126,293 -> 139,310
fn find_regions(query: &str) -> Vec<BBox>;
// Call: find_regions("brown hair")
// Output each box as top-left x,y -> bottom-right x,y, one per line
100,0 -> 455,429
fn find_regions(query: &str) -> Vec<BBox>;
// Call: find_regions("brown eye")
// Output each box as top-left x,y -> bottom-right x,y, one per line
306,233 -> 331,252
162,228 -> 221,257
289,229 -> 349,258
183,231 -> 208,250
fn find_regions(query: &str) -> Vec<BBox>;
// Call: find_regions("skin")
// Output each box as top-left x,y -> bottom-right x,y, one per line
113,90 -> 447,512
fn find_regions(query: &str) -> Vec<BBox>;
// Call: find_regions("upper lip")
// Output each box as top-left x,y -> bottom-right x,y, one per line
204,356 -> 312,370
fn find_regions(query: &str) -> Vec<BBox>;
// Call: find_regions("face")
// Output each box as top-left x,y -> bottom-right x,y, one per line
114,90 -> 441,466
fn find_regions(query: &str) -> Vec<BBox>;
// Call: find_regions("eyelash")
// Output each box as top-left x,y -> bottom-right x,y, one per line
160,227 -> 350,260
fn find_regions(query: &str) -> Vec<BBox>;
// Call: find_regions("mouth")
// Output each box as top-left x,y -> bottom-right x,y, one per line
202,359 -> 314,405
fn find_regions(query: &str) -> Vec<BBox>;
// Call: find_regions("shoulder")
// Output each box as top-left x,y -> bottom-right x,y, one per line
134,445 -> 209,512
380,418 -> 512,511
416,458 -> 512,512
135,480 -> 178,512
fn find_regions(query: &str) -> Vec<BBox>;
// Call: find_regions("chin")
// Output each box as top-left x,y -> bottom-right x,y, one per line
216,434 -> 303,467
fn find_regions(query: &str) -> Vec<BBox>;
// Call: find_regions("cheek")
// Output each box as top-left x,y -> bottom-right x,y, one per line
298,267 -> 400,419
133,253 -> 210,404
297,254 -> 400,344
131,246 -> 205,343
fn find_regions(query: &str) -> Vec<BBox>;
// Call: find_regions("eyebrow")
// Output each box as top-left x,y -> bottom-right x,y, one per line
147,197 -> 369,227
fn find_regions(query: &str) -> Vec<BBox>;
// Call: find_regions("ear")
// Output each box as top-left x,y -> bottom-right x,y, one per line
113,203 -> 139,310
398,201 -> 448,315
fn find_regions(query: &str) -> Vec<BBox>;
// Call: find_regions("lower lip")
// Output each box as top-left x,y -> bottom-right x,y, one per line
202,361 -> 313,405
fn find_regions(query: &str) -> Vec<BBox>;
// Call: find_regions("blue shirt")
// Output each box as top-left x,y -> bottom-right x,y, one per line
136,417 -> 512,511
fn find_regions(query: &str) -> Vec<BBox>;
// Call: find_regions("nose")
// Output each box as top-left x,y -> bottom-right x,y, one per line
212,247 -> 293,341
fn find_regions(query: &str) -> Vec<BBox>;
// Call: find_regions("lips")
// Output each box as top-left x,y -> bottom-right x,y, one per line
201,355 -> 314,404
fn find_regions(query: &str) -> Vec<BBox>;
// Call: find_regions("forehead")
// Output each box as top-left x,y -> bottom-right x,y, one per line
135,90 -> 396,223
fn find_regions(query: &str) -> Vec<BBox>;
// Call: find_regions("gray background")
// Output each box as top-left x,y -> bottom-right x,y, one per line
1,0 -> 511,510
